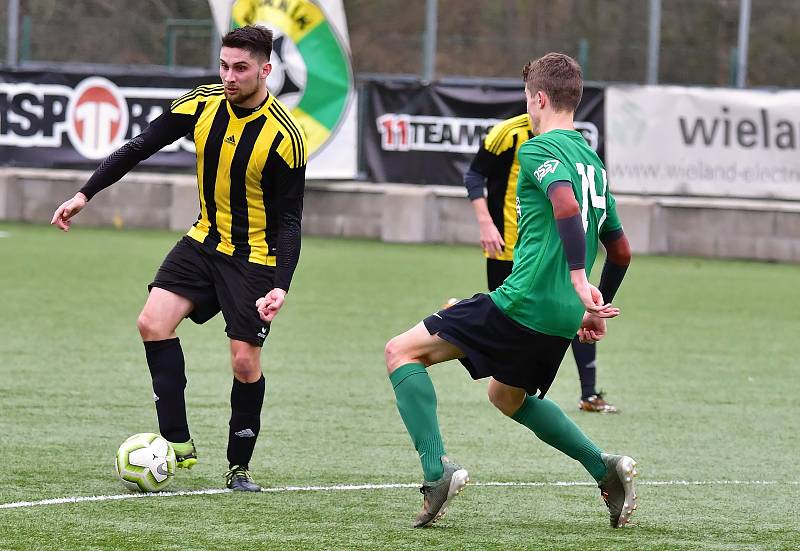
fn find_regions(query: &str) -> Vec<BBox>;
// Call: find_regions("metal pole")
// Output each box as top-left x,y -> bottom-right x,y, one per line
646,0 -> 661,84
6,0 -> 20,67
210,21 -> 221,70
422,0 -> 437,81
736,0 -> 751,88
167,26 -> 177,67
577,38 -> 589,80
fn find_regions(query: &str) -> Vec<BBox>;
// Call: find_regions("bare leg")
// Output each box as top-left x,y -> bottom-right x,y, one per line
136,287 -> 193,342
384,322 -> 465,373
487,377 -> 527,416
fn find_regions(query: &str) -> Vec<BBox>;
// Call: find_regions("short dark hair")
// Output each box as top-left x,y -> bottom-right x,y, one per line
522,53 -> 583,112
222,25 -> 274,61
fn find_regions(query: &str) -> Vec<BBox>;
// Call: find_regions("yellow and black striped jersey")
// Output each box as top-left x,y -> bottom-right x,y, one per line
469,114 -> 532,261
79,84 -> 307,289
170,85 -> 308,266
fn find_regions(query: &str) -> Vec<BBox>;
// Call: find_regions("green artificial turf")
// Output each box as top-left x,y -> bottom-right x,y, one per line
0,223 -> 797,550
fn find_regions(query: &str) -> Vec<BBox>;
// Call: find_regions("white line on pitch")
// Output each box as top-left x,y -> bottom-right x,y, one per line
0,488 -> 232,510
1,480 -> 797,510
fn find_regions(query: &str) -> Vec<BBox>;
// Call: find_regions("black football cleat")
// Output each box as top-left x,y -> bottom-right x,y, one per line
224,465 -> 262,492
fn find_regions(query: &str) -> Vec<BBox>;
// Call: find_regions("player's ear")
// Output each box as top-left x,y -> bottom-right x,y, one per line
261,63 -> 272,80
537,90 -> 546,109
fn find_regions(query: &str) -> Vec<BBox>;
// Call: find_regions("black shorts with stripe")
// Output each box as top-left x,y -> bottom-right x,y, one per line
423,293 -> 571,398
149,236 -> 274,346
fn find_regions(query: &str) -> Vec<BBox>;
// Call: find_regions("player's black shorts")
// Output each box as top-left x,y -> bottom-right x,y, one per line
149,236 -> 274,346
486,258 -> 513,292
423,293 -> 571,398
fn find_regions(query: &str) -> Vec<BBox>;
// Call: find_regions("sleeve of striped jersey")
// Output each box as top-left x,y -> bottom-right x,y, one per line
469,142 -> 501,177
275,126 -> 308,169
267,101 -> 308,168
170,84 -> 224,115
483,118 -> 525,155
600,188 -> 623,234
273,161 -> 305,291
518,141 -> 572,195
274,195 -> 303,292
79,111 -> 196,200
277,164 -> 305,200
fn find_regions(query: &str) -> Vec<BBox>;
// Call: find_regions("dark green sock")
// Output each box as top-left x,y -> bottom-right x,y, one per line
389,363 -> 445,481
511,395 -> 607,481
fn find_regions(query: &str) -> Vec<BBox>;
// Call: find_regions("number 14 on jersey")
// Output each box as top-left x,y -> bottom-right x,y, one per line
576,163 -> 608,233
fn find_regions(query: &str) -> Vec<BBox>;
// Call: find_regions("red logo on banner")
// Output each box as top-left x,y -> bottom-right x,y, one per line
66,77 -> 129,160
377,114 -> 411,151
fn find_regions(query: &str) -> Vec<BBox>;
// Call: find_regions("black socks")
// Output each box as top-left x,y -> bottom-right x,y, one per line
571,336 -> 598,399
227,375 -> 266,470
144,338 -> 190,442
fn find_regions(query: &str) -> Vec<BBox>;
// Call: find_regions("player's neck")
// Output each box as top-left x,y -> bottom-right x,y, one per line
538,111 -> 575,135
233,88 -> 269,110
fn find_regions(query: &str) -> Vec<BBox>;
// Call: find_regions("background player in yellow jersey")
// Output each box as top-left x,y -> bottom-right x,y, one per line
51,26 -> 307,492
464,114 -> 619,413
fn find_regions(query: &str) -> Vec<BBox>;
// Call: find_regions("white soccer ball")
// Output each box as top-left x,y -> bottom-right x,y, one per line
115,433 -> 176,492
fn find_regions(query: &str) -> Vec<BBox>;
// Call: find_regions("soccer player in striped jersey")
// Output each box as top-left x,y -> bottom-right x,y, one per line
385,53 -> 636,529
51,25 -> 307,492
464,114 -> 620,413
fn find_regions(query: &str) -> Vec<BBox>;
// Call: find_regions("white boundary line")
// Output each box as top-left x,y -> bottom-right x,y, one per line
1,480 -> 797,510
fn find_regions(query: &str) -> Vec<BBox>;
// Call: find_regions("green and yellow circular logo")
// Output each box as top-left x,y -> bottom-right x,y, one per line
232,0 -> 354,156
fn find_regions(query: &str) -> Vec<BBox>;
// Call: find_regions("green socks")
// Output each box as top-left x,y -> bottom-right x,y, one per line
389,363 -> 606,482
511,395 -> 607,481
390,363 -> 445,481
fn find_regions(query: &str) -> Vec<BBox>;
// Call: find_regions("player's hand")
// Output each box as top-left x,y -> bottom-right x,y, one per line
578,312 -> 607,343
570,271 -> 620,318
479,220 -> 505,258
256,288 -> 287,322
51,192 -> 88,232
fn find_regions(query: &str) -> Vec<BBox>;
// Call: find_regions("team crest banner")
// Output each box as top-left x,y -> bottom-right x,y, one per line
229,0 -> 357,178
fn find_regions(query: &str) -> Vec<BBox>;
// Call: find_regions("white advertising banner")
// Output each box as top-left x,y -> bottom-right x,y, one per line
606,85 -> 800,200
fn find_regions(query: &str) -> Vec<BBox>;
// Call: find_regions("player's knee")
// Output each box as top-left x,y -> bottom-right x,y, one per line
487,385 -> 523,417
231,351 -> 261,382
137,311 -> 163,341
384,338 -> 399,373
385,336 -> 413,374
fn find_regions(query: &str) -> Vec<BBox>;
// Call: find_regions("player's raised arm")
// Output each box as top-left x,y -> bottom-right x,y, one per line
50,110 -> 195,231
547,182 -> 619,318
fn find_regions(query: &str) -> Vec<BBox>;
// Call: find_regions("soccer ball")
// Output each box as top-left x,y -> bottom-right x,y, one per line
115,433 -> 176,492
441,297 -> 460,309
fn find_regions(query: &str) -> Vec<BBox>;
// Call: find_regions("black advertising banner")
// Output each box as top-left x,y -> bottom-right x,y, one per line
1,69 -> 605,183
0,68 -> 216,170
362,77 -> 605,185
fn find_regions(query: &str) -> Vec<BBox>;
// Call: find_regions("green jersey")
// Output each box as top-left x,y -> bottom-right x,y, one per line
490,129 -> 622,339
